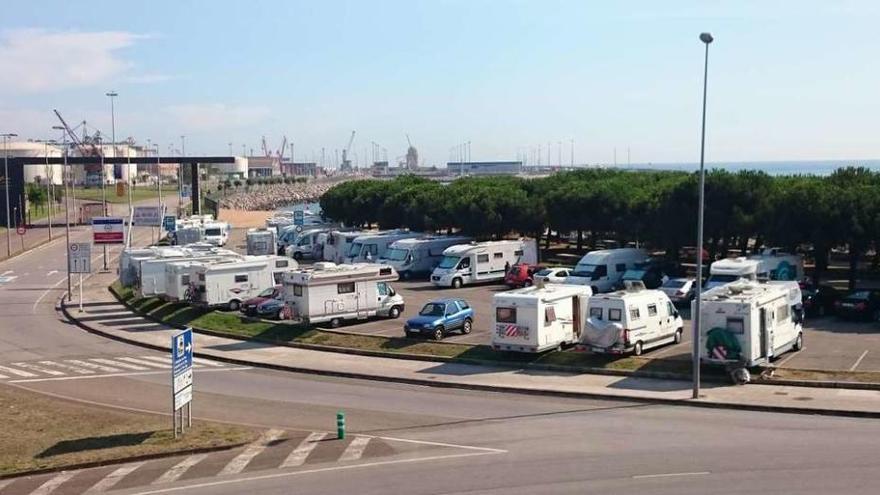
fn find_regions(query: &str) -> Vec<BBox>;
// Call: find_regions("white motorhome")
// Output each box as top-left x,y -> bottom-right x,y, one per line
138,250 -> 241,298
491,284 -> 591,353
564,248 -> 647,293
164,258 -> 241,302
281,263 -> 404,327
707,251 -> 804,290
579,282 -> 684,356
748,249 -> 804,282
285,228 -> 330,260
202,221 -> 231,247
246,228 -> 277,256
380,236 -> 473,280
119,247 -> 173,287
322,230 -> 369,264
277,222 -> 341,254
173,227 -> 203,246
698,281 -> 804,384
345,231 -> 424,264
431,239 -> 538,288
191,256 -> 298,310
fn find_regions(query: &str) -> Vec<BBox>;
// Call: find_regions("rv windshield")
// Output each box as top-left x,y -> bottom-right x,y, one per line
384,248 -> 409,261
708,274 -> 739,284
571,264 -> 598,278
437,256 -> 460,269
204,228 -> 222,236
348,242 -> 363,257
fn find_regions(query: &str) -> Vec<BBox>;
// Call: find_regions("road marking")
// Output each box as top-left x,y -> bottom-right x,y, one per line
632,471 -> 710,479
338,436 -> 370,462
193,357 -> 224,367
12,362 -> 65,376
39,360 -> 95,375
47,270 -> 58,276
0,364 -> 36,377
84,462 -> 145,494
1,270 -> 12,276
152,453 -> 209,485
281,432 -> 327,468
137,355 -> 203,368
850,350 -> 869,371
8,366 -> 251,384
0,478 -> 13,491
126,451 -> 504,495
219,429 -> 285,476
92,358 -> 149,370
377,435 -> 508,453
30,471 -> 78,495
773,350 -> 800,368
67,359 -> 122,373
117,356 -> 172,369
32,274 -> 68,313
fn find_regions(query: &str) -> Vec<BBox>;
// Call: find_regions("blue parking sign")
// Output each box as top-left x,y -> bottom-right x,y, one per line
172,328 -> 193,378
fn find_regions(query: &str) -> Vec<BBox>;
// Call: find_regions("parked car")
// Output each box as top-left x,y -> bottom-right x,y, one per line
533,267 -> 571,284
254,297 -> 288,320
834,290 -> 880,321
801,284 -> 841,317
504,263 -> 545,288
404,298 -> 474,340
240,285 -> 282,316
660,278 -> 695,304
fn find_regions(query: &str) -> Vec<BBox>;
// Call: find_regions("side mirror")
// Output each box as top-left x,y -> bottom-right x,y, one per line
389,288 -> 396,297
673,310 -> 680,318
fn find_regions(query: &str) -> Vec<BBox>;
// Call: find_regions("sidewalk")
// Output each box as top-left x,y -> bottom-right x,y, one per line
64,272 -> 880,417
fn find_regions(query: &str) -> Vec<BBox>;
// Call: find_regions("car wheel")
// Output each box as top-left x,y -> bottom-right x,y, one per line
674,328 -> 683,344
462,319 -> 472,334
433,326 -> 444,340
452,278 -> 462,289
389,306 -> 401,319
275,308 -> 285,320
330,318 -> 342,329
793,332 -> 804,351
633,341 -> 643,356
228,299 -> 240,312
523,279 -> 532,287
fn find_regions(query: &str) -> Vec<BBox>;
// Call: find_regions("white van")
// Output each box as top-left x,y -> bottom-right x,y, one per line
380,235 -> 473,280
164,259 -> 238,302
706,258 -> 762,290
246,228 -> 277,256
281,263 -> 404,327
579,282 -> 684,356
191,256 -> 298,310
491,284 -> 591,353
565,248 -> 647,293
345,231 -> 424,264
431,239 -> 538,288
202,221 -> 231,247
322,231 -> 368,264
285,228 -> 329,260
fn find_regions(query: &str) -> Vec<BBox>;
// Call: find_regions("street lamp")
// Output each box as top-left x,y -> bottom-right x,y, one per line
2,132 -> 18,257
692,31 -> 713,400
52,126 -> 72,300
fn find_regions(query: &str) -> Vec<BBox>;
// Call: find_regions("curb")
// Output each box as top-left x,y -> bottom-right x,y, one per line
58,289 -> 880,419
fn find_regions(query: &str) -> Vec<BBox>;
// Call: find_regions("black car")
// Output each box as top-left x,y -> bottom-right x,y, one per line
834,290 -> 880,321
801,284 -> 840,317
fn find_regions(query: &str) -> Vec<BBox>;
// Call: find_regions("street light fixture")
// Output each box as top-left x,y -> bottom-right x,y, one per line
693,31 -> 713,400
52,126 -> 72,300
2,132 -> 18,257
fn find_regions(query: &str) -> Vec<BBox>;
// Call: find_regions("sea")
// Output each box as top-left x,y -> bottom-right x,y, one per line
607,159 -> 880,176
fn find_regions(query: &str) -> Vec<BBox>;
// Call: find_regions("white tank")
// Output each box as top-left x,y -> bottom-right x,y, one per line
4,141 -> 65,185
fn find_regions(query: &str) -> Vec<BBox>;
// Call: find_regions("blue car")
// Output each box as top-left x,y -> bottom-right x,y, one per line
404,298 -> 474,340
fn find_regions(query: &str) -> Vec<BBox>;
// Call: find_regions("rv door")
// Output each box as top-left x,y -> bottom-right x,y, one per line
759,307 -> 770,358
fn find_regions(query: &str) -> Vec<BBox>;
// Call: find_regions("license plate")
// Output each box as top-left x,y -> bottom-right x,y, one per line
591,346 -> 605,353
842,303 -> 854,308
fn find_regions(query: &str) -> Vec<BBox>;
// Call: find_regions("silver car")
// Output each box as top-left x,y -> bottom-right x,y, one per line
660,278 -> 694,304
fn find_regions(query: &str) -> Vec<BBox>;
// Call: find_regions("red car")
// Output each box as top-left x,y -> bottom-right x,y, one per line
504,263 -> 544,288
240,285 -> 282,316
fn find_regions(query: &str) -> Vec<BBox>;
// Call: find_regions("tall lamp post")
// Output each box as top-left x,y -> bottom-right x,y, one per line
179,135 -> 186,216
52,126 -> 72,300
692,32 -> 713,399
2,133 -> 18,257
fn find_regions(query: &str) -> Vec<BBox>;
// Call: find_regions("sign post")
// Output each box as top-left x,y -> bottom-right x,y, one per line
293,210 -> 304,226
171,328 -> 194,438
69,242 -> 91,312
92,216 -> 125,245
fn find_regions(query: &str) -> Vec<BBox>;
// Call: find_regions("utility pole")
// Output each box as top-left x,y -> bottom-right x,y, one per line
52,126 -> 71,300
570,139 -> 574,167
2,133 -> 18,257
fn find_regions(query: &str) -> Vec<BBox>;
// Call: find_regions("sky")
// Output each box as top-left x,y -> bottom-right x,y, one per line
1,1 -> 879,167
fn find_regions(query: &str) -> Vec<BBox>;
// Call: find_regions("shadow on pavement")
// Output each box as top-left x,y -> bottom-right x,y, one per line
38,431 -> 155,458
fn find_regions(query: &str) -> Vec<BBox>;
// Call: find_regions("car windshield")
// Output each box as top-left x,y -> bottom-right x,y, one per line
204,228 -> 222,236
708,274 -> 739,283
846,291 -> 871,300
258,287 -> 275,297
438,256 -> 459,269
663,280 -> 686,289
348,242 -> 363,257
384,248 -> 409,261
420,303 -> 445,316
570,264 -> 596,278
622,269 -> 645,280
535,269 -> 553,276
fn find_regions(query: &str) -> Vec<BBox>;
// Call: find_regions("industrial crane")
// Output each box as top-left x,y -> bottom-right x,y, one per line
53,109 -> 99,156
277,135 -> 288,161
261,136 -> 270,157
341,131 -> 356,170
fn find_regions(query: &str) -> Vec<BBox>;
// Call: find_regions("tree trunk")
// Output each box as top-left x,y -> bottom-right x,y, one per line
545,228 -> 552,250
813,246 -> 829,286
848,244 -> 860,291
576,230 -> 584,251
719,235 -> 730,259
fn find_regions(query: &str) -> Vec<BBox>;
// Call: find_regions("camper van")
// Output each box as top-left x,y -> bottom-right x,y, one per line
164,259 -> 239,302
119,247 -> 172,287
431,239 -> 538,289
698,281 -> 804,384
173,227 -> 203,246
285,228 -> 329,260
345,231 -> 424,264
707,251 -> 804,290
281,263 -> 404,327
321,231 -> 368,264
202,221 -> 231,247
564,248 -> 647,293
276,223 -> 341,254
749,249 -> 804,282
380,236 -> 473,279
491,284 -> 591,353
190,256 -> 298,310
579,282 -> 684,356
138,250 -> 241,298
246,228 -> 277,256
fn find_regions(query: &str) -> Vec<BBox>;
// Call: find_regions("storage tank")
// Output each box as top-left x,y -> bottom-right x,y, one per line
213,156 -> 248,177
5,141 -> 64,185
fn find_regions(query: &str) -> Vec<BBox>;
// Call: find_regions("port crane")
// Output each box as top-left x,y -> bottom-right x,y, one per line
341,131 -> 356,170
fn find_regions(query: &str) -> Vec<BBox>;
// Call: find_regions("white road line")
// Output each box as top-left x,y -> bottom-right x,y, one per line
137,355 -> 202,368
12,362 -> 65,376
92,358 -> 149,370
67,359 -> 122,373
8,366 -> 251,384
84,462 -> 145,494
30,471 -> 78,495
773,350 -> 800,369
219,429 -> 285,476
193,357 -> 225,367
377,435 -> 508,453
0,364 -> 38,377
850,350 -> 869,371
32,274 -> 68,313
47,270 -> 58,276
117,356 -> 172,369
152,454 -> 209,485
338,436 -> 371,462
1,270 -> 12,276
0,478 -> 13,490
281,432 -> 327,468
632,471 -> 710,479
0,372 -> 7,379
39,360 -> 95,375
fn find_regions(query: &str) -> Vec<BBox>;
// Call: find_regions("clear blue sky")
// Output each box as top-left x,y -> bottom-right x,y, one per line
2,1 -> 879,166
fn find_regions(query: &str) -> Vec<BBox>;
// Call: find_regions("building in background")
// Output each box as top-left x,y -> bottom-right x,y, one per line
445,161 -> 523,176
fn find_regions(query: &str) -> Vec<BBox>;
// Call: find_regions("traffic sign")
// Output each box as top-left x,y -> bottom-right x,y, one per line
16,225 -> 25,235
133,206 -> 163,226
293,210 -> 304,226
181,185 -> 191,198
163,215 -> 177,232
92,217 -> 125,244
69,242 -> 91,274
171,328 -> 193,412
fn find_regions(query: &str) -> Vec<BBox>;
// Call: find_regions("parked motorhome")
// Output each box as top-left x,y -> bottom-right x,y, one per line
380,236 -> 473,279
164,258 -> 241,302
285,228 -> 330,260
119,247 -> 172,287
246,228 -> 277,256
173,227 -> 203,246
322,231 -> 367,264
190,256 -> 298,310
277,223 -> 341,254
138,250 -> 241,298
431,239 -> 538,288
707,251 -> 804,290
748,249 -> 804,282
564,248 -> 647,293
281,263 -> 404,327
345,231 -> 424,264
698,281 -> 804,384
202,221 -> 231,247
579,282 -> 683,356
491,284 -> 591,353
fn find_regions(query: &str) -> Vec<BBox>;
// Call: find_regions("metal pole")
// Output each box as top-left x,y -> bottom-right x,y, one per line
156,145 -> 162,216
79,272 -> 83,312
3,134 -> 16,257
100,150 -> 108,270
693,32 -> 713,400
45,141 -> 52,239
56,129 -> 72,301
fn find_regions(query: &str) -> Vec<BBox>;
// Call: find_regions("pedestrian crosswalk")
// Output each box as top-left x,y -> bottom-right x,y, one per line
0,355 -> 230,382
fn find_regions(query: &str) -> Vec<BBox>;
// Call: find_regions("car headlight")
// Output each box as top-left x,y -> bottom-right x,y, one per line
424,323 -> 433,329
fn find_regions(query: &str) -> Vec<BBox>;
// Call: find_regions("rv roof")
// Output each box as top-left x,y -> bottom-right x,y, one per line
497,284 -> 590,300
703,280 -> 788,303
592,288 -> 665,302
391,236 -> 471,247
443,240 -> 523,255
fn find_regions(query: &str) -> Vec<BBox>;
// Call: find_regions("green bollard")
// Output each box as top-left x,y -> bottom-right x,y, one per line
337,411 -> 346,440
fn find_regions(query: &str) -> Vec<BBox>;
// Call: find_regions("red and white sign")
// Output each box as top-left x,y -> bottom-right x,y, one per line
92,216 -> 125,244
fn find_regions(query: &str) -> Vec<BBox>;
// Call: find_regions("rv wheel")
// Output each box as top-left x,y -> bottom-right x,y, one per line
330,318 -> 342,329
433,326 -> 444,340
731,367 -> 751,385
793,332 -> 804,351
389,306 -> 401,319
292,252 -> 302,261
462,319 -> 472,334
228,300 -> 241,312
451,278 -> 462,289
674,328 -> 683,344
633,341 -> 643,356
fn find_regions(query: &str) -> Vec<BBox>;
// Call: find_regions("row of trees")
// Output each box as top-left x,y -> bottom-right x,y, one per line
319,168 -> 880,288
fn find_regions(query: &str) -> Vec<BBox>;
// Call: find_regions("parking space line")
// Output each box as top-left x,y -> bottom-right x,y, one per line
152,454 -> 210,485
850,350 -> 869,371
12,362 -> 65,376
0,364 -> 37,377
772,350 -> 800,368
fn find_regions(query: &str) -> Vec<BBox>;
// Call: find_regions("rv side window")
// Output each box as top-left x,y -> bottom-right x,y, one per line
590,307 -> 603,320
777,304 -> 789,323
594,265 -> 608,278
545,306 -> 557,324
608,308 -> 622,322
293,284 -> 303,296
273,272 -> 283,284
377,282 -> 388,296
234,274 -> 248,283
647,304 -> 658,317
477,254 -> 489,263
616,263 -> 627,272
514,249 -> 524,256
629,307 -> 640,320
496,307 -> 517,324
181,275 -> 190,286
493,253 -> 503,259
198,273 -> 205,282
366,244 -> 378,256
337,282 -> 355,294
726,318 -> 745,334
276,260 -> 289,268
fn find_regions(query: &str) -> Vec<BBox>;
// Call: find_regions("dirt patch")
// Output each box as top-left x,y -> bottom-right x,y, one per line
218,209 -> 275,229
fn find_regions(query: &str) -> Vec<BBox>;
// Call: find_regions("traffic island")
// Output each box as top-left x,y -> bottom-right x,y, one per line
0,384 -> 258,478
